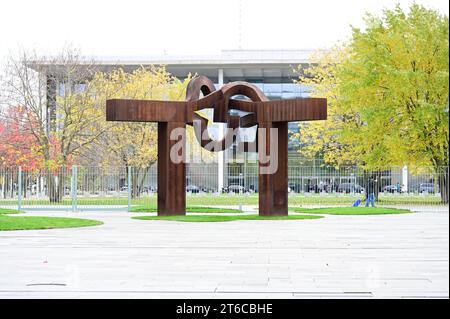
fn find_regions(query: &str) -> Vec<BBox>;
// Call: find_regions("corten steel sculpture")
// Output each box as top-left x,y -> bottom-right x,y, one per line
106,75 -> 327,216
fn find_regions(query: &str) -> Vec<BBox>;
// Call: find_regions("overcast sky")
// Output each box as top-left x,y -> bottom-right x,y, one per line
0,0 -> 448,59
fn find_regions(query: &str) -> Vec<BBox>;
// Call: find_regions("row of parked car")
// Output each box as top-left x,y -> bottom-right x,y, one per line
380,183 -> 438,194
287,182 -> 365,194
115,182 -> 438,195
190,183 -> 366,194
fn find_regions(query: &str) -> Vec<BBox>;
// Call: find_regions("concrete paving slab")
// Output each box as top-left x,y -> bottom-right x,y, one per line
0,209 -> 448,298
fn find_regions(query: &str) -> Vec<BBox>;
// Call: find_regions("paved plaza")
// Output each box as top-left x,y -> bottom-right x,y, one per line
0,209 -> 448,298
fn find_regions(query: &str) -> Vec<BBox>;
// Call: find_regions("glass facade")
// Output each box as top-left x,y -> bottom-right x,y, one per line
253,83 -> 312,100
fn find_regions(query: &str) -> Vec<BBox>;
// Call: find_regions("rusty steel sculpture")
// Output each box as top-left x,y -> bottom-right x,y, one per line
106,75 -> 327,216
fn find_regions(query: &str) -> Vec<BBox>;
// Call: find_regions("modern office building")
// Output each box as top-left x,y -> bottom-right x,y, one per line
31,49 -> 415,193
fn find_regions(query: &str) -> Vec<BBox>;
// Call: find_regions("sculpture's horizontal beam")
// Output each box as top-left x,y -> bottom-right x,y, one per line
106,96 -> 326,124
229,98 -> 327,122
106,99 -> 187,122
262,98 -> 327,122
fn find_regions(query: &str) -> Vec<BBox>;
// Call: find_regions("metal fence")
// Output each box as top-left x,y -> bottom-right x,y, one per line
0,164 -> 448,212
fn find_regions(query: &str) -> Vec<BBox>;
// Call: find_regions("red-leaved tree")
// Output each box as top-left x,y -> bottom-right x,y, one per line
0,105 -> 43,170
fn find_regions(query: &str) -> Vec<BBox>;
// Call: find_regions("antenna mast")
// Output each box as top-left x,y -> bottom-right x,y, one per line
238,0 -> 242,49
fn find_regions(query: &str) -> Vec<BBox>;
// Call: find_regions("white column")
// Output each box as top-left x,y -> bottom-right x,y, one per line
217,68 -> 224,192
402,166 -> 408,193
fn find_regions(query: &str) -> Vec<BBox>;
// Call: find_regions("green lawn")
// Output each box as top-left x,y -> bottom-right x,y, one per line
0,193 -> 444,207
0,215 -> 103,231
131,206 -> 243,213
0,208 -> 24,215
132,214 -> 323,222
290,207 -> 411,215
131,206 -> 410,222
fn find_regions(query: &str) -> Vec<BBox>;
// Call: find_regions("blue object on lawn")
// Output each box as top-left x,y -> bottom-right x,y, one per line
352,199 -> 362,207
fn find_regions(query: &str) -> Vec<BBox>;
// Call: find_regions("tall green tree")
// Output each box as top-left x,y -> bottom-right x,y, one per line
295,3 -> 449,202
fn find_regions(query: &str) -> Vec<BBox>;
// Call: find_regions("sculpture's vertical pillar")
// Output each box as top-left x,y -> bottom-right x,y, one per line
258,121 -> 288,216
157,122 -> 186,215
